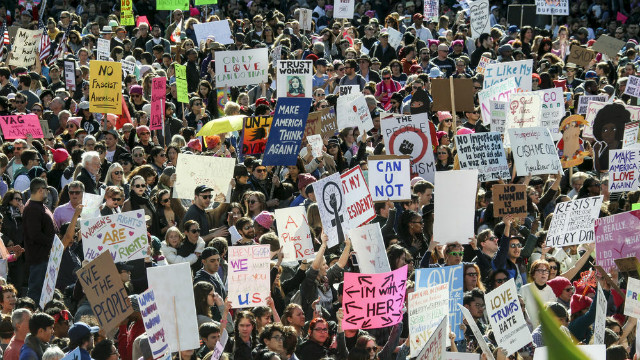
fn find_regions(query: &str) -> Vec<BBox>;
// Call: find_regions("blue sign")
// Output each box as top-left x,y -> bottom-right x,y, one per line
416,265 -> 464,341
262,97 -> 312,166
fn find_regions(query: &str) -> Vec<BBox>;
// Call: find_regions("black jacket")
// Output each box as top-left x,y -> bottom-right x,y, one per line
76,167 -> 100,195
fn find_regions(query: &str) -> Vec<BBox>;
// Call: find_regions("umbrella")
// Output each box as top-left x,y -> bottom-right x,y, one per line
196,115 -> 245,137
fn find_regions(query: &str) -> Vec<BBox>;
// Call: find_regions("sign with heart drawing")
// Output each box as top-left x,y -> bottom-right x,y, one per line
469,0 -> 491,39
81,210 -> 149,263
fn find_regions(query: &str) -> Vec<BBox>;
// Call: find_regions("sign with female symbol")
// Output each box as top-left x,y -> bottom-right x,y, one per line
313,173 -> 350,247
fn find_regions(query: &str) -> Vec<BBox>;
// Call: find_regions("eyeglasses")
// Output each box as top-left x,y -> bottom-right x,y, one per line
133,184 -> 146,188
444,119 -> 452,123
254,168 -> 267,173
200,195 -> 213,200
465,272 -> 479,277
510,243 -> 522,249
474,303 -> 486,309
313,327 -> 328,332
448,251 -> 464,257
189,228 -> 201,233
495,278 -> 507,284
383,77 -> 391,80
366,347 -> 378,352
248,199 -> 257,204
133,153 -> 144,157
69,190 -> 83,195
113,171 -> 123,175
474,86 -> 483,90
535,269 -> 550,274
131,94 -> 141,98
243,225 -> 253,230
193,102 -> 202,106
271,336 -> 284,341
158,153 -> 167,157
161,198 -> 170,203
549,265 -> 558,270
112,198 -> 122,202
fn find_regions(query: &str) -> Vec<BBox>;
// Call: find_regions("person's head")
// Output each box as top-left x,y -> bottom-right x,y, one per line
477,229 -> 498,254
81,151 -> 101,177
42,346 -> 65,360
29,313 -> 55,343
68,322 -> 99,350
259,319 -> 285,354
236,217 -> 256,240
548,276 -> 573,303
183,220 -> 201,241
91,339 -> 118,360
413,180 -> 434,206
354,335 -> 378,360
507,237 -> 523,259
193,282 -> 215,317
235,311 -> 257,341
20,149 -> 39,170
386,244 -> 407,270
308,317 -> 329,344
164,226 -> 184,248
252,162 -> 268,181
488,269 -> 509,291
442,243 -> 463,265
0,284 -> 17,312
11,308 -> 31,336
200,247 -> 221,274
282,304 -> 305,328
529,259 -> 549,286
29,177 -> 49,201
464,263 -> 485,291
463,288 -> 485,319
192,184 -> 213,209
129,175 -> 147,197
198,322 -> 221,351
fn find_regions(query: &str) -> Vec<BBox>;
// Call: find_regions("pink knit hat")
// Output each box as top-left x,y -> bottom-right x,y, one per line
437,111 -> 452,122
254,211 -> 273,229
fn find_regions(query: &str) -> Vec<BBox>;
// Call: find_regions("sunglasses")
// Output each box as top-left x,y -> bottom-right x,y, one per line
248,199 -> 257,204
383,77 -> 391,80
133,153 -> 144,157
133,184 -> 146,188
465,272 -> 478,277
509,243 -> 523,249
495,278 -> 507,284
448,251 -> 464,257
564,286 -> 575,292
549,265 -> 558,270
200,195 -> 213,199
254,168 -> 267,173
113,171 -> 123,175
161,198 -> 170,203
112,197 -> 122,201
189,228 -> 201,233
69,190 -> 82,195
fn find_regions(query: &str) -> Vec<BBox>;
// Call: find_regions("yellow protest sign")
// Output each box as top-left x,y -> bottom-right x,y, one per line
90,61 -> 122,114
175,64 -> 189,103
121,0 -> 134,26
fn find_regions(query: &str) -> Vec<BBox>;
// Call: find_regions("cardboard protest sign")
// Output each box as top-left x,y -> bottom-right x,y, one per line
150,77 -> 166,131
64,60 -> 76,91
423,0 -> 439,20
277,60 -> 313,98
546,196 -> 603,248
0,114 -> 44,139
583,101 -> 609,139
614,257 -> 640,273
147,263 -> 200,351
476,56 -> 496,75
340,166 -> 375,227
367,155 -> 411,201
483,59 -> 533,91
380,113 -> 437,183
138,289 -> 171,358
307,134 -> 324,158
508,127 -> 561,176
409,283 -> 449,356
334,0 -> 355,19
568,45 -> 596,67
624,75 -> 640,98
336,93 -> 374,132
319,107 -> 338,137
469,0 -> 491,38
215,49 -> 269,87
90,61 -> 122,114
489,100 -> 507,133
506,92 -> 541,133
538,88 -> 564,140
416,265 -> 464,340
228,245 -> 270,308
592,103 -> 632,172
623,122 -> 639,148
416,316 -> 447,360
40,236 -> 64,309
532,345 -> 605,360
313,172 -> 350,248
299,9 -> 313,31
9,29 -> 41,67
485,279 -> 532,356
431,79 -> 475,112
608,149 -> 639,193
594,210 -> 640,271
81,210 -> 148,262
174,64 -> 189,103
97,38 -> 110,61
492,184 -> 527,218
174,153 -> 235,200
458,304 -> 495,360
624,277 -> 640,318
274,206 -> 314,261
535,0 -> 568,15
338,85 -> 360,96
304,111 -> 322,138
193,21 -> 233,46
348,223 -> 391,274
479,78 -> 518,125
445,352 -> 481,360
242,116 -> 273,155
592,34 -> 626,58
341,266 -> 407,330
156,0 -> 189,10
76,252 -> 133,332
593,284 -> 607,345
263,97 -> 312,166
577,95 -> 608,115
434,170 -> 478,244
456,132 -> 510,182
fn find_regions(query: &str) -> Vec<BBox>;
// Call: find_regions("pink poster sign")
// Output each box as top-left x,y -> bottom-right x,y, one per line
150,77 -> 166,131
342,265 -> 407,330
0,114 -> 44,139
595,210 -> 640,271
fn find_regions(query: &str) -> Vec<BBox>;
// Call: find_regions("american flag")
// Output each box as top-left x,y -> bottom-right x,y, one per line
38,20 -> 51,63
0,22 -> 9,60
50,25 -> 70,65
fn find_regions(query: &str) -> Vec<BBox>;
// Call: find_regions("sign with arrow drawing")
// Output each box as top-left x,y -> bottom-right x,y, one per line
341,265 -> 408,330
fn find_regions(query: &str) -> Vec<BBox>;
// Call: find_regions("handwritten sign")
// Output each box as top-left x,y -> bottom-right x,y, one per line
156,0 -> 189,10
483,59 -> 533,91
76,252 -> 133,332
625,277 -> 640,318
608,149 -> 639,193
624,75 -> 640,98
337,93 -> 374,131
535,0 -> 568,15
368,155 -> 411,201
121,60 -> 135,77
120,0 -> 134,25
193,21 -> 233,45
409,283 -> 449,356
489,100 -> 507,133
423,0 -> 439,20
508,127 -> 561,176
568,45 -> 596,67
263,97 -> 312,166
320,107 -> 338,137
342,266 -> 407,330
39,236 -> 64,309
90,61 -> 122,114
304,111 -> 322,137
592,34 -> 626,58
456,132 -> 510,182
174,154 -> 235,200
469,0 -> 491,38
506,92 -> 541,134
416,265 -> 464,340
277,60 -> 313,98
546,195 -> 603,248
476,56 -> 497,75
623,122 -> 639,148
299,9 -> 313,31
341,166 -> 375,227
416,316 -> 446,360
10,29 -> 41,67
174,64 -> 188,103
577,95 -> 608,116
458,304 -> 495,360
215,49 -> 269,87
81,210 -> 148,263
313,172 -> 349,248
228,245 -> 270,308
150,77 -> 166,131
338,85 -> 360,96
242,116 -> 273,155
0,114 -> 44,139
537,88 -> 564,140
97,38 -> 110,61
593,284 -> 607,345
434,170 -> 478,244
64,60 -> 76,91
307,134 -> 323,158
485,279 -> 532,356
334,0 -> 355,19
594,210 -> 640,271
274,206 -> 314,262
492,184 -> 527,218
348,223 -> 391,274
479,78 -> 518,125
138,289 -> 171,358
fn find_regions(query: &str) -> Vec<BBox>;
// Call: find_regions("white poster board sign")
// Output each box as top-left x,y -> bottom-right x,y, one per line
307,134 -> 324,158
469,0 -> 491,38
455,132 -> 510,182
624,277 -> 640,318
228,245 -> 271,308
215,48 -> 269,87
593,284 -> 607,345
608,149 -> 640,193
97,38 -> 111,61
138,289 -> 171,358
508,127 -> 562,176
489,101 -> 507,133
312,172 -> 350,248
485,279 -> 532,356
537,88 -> 564,141
535,0 -> 569,15
174,153 -> 235,200
9,29 -> 41,67
479,78 -> 518,125
409,283 -> 449,356
334,0 -> 355,19
545,195 -> 603,248
367,155 -> 411,201
340,166 -> 375,227
81,210 -> 148,262
348,223 -> 391,274
193,21 -> 233,45
274,206 -> 314,261
276,60 -> 313,98
483,59 -> 533,91
39,236 -> 64,309
337,93 -> 374,131
433,170 -> 478,244
416,316 -> 447,360
577,95 -> 608,115
299,9 -> 313,31
458,304 -> 495,360
386,27 -> 402,50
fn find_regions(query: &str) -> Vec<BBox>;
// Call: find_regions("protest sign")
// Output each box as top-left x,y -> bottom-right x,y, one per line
174,153 -> 235,199
483,59 -> 533,91
593,284 -> 607,345
431,79 -> 475,112
97,38 -> 110,61
568,45 -> 596,67
277,60 -> 313,98
614,257 -> 640,273
64,60 -> 76,91
458,305 -> 495,360
336,93 -> 374,131
434,170 -> 477,245
533,345 -> 605,360
174,64 -> 189,103
416,316 -> 446,360
546,196 -> 603,247
121,60 -> 135,77
538,88 -> 564,140
341,266 -> 407,330
228,245 -> 270,308
39,236 -> 64,309
409,283 -> 449,356
338,85 -> 360,96
120,0 -> 134,25
90,61 -> 122,114
193,21 -> 233,46
469,0 -> 491,38
485,279 -> 532,355
319,107 -> 338,137
9,29 -> 40,67
147,263 -> 200,351
479,78 -> 518,125
424,0 -> 439,20
138,289 -> 171,358
340,166 -> 375,227
348,223 -> 390,274
608,149 -> 639,193
150,77 -> 166,131
623,122 -> 639,148
489,100 -> 507,133
456,132 -> 510,182
386,28 -> 402,49
313,173 -> 350,248
210,329 -> 228,360
334,0 -> 355,19
625,75 -> 640,98
508,127 -> 561,176
625,277 -> 640,318
476,56 -> 496,75
304,111 -> 322,138
367,155 -> 411,201
592,34 -> 626,58
0,114 -> 44,139
577,95 -> 608,115
492,184 -> 527,218
594,210 -> 640,271
242,116 -> 273,155
416,265 -> 464,340
81,210 -> 148,262
62,348 -> 81,360
380,113 -> 437,183
535,0 -> 568,15
215,49 -> 269,87
156,0 -> 189,10
505,92 -> 541,134
76,252 -> 133,332
299,9 -> 313,31
81,192 -> 104,221
263,97 -> 312,166
274,206 -> 314,262
307,134 -> 323,158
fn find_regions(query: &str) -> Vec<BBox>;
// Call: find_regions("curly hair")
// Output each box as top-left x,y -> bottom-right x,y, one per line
592,103 -> 629,142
